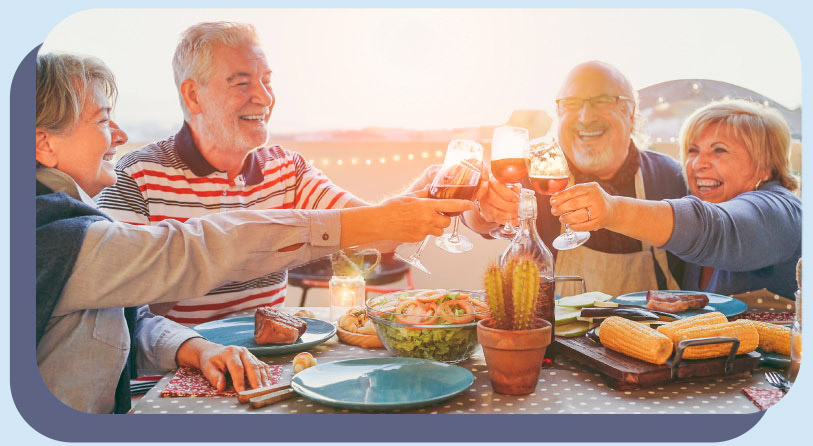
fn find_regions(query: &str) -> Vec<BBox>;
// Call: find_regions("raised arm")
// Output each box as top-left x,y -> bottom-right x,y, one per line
550,182 -> 801,271
549,182 -> 675,246
55,197 -> 473,315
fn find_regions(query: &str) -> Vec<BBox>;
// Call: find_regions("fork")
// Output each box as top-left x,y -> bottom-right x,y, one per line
765,370 -> 791,392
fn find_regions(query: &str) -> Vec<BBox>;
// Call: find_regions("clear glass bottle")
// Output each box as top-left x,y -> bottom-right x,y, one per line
789,288 -> 802,383
499,188 -> 556,332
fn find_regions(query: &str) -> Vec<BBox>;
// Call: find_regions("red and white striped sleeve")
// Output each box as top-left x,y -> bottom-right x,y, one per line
289,151 -> 357,210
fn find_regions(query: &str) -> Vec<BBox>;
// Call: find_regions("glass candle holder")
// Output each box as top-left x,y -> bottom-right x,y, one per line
329,275 -> 366,322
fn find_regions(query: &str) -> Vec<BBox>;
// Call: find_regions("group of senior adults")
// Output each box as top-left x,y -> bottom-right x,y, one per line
35,20 -> 800,414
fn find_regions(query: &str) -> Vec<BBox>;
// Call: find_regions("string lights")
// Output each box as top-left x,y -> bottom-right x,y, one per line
306,150 -> 444,167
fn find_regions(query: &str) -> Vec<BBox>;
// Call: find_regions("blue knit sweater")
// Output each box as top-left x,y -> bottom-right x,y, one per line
663,181 -> 801,298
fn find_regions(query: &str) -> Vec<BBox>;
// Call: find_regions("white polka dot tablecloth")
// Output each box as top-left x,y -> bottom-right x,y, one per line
129,308 -> 782,415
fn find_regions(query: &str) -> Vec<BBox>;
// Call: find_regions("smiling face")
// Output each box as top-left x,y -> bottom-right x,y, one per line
192,42 -> 274,157
36,85 -> 128,196
685,123 -> 768,203
556,62 -> 635,179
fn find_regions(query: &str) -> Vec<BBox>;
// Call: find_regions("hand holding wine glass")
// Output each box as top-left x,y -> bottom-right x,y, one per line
526,137 -> 590,250
489,126 -> 529,240
394,140 -> 484,273
432,140 -> 484,253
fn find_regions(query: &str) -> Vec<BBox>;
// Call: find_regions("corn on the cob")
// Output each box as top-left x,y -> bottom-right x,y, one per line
673,320 -> 759,359
657,312 -> 728,345
599,316 -> 673,365
751,320 -> 791,355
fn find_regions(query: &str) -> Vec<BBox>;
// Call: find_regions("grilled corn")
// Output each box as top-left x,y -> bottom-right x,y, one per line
751,320 -> 791,355
657,312 -> 728,345
599,316 -> 673,365
673,320 -> 759,359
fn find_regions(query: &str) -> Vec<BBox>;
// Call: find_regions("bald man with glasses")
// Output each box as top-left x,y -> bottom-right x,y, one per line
534,61 -> 688,297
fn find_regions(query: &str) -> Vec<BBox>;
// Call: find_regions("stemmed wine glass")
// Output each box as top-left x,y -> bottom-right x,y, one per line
526,137 -> 590,250
489,126 -> 530,240
395,139 -> 484,273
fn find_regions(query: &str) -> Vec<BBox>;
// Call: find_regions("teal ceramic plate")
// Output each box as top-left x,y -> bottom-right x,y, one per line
291,357 -> 474,411
611,290 -> 748,318
193,316 -> 335,356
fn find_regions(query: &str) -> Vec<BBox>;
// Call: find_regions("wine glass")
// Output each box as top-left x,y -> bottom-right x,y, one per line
433,139 -> 484,253
526,137 -> 590,250
394,139 -> 483,273
489,126 -> 530,240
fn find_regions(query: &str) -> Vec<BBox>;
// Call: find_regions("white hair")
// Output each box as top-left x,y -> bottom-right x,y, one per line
172,22 -> 261,120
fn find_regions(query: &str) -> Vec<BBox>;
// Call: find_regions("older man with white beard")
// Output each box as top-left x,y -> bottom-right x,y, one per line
97,22 -> 483,324
534,61 -> 688,296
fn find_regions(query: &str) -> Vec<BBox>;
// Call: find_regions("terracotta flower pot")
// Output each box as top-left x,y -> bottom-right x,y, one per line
476,318 -> 552,395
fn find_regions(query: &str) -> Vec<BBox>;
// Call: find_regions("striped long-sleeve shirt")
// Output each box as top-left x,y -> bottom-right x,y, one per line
97,123 -> 357,324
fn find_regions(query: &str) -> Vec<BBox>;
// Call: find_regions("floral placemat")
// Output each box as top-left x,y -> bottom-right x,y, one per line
160,366 -> 283,398
741,386 -> 785,410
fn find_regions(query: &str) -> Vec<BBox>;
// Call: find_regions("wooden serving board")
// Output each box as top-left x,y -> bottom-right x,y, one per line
550,336 -> 760,390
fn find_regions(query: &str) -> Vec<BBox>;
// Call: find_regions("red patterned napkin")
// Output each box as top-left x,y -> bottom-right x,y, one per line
160,366 -> 283,398
731,312 -> 794,325
741,387 -> 785,410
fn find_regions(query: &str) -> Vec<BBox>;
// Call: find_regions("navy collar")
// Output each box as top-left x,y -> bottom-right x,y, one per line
174,122 -> 265,186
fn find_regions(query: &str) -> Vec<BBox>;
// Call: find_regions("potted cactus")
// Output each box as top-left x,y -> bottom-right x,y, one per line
477,256 -> 552,395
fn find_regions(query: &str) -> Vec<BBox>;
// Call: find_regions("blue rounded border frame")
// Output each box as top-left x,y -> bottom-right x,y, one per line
10,45 -> 763,442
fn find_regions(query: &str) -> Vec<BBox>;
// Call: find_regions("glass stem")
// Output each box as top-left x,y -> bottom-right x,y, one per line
449,217 -> 461,243
563,224 -> 574,238
411,236 -> 431,259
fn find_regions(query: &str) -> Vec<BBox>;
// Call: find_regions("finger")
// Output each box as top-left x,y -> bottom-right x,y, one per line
432,199 -> 477,213
559,208 -> 595,228
239,349 -> 263,390
432,213 -> 452,228
565,220 -> 595,232
489,176 -> 520,202
407,185 -> 431,199
201,364 -> 226,393
550,195 -> 594,216
482,193 -> 519,214
224,350 -> 247,393
258,363 -> 272,387
550,182 -> 598,205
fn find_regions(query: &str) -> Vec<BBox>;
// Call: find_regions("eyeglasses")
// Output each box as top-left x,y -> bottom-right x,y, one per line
556,95 -> 633,113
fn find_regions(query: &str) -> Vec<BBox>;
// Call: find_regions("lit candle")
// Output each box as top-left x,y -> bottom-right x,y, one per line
329,275 -> 366,322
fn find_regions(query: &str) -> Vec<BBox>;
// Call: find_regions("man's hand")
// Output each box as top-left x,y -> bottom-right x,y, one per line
339,187 -> 475,247
474,168 -> 520,226
176,338 -> 274,392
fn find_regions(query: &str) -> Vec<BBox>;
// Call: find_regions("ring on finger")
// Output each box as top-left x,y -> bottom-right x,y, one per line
585,208 -> 592,222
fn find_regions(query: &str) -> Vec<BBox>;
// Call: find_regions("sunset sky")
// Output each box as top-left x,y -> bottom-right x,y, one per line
41,8 -> 801,140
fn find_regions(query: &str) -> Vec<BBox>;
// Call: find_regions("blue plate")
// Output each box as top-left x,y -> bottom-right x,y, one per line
192,316 -> 336,356
290,358 -> 474,411
611,290 -> 747,318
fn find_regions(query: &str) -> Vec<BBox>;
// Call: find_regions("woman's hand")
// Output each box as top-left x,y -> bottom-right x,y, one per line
549,182 -> 617,232
176,338 -> 274,392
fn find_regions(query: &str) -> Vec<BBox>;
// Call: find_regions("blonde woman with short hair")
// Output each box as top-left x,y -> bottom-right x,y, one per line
548,99 -> 801,298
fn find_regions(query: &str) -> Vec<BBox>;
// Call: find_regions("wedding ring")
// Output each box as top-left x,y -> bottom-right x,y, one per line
585,208 -> 592,221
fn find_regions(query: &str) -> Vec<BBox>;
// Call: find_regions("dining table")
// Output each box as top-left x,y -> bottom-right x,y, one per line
129,297 -> 792,416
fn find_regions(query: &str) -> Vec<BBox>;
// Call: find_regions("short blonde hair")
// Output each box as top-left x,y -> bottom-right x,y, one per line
679,99 -> 799,192
172,22 -> 261,120
36,52 -> 117,134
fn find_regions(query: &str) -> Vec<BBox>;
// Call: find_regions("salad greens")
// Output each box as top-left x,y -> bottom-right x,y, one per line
367,289 -> 484,363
